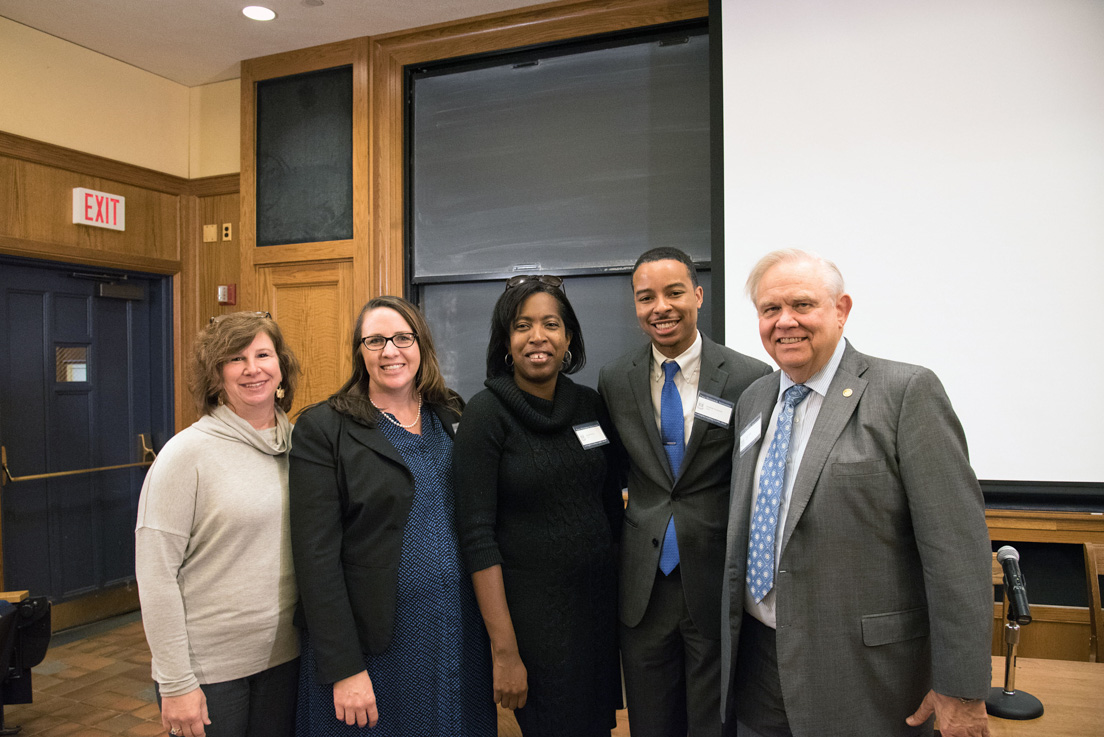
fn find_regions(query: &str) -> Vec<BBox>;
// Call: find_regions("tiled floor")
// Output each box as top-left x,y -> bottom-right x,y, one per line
4,613 -> 630,737
2,613 -> 162,736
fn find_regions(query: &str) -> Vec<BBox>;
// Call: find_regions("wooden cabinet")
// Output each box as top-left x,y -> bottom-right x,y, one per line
255,260 -> 354,416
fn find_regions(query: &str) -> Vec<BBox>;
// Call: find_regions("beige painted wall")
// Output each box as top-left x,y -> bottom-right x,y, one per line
0,16 -> 239,178
190,80 -> 241,178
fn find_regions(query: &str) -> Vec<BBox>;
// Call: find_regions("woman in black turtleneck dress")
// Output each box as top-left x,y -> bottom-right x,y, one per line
453,275 -> 623,737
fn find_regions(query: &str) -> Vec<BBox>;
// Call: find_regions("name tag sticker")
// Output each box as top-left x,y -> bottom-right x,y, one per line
574,422 -> 609,449
694,392 -> 734,428
739,413 -> 763,457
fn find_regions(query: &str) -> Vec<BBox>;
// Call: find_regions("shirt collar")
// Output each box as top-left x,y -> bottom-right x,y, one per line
779,337 -> 847,400
651,331 -> 703,381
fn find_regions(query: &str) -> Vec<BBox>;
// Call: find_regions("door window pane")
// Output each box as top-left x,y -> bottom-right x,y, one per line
56,346 -> 88,382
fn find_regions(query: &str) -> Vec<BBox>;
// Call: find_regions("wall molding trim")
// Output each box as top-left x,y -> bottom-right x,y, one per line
0,131 -> 189,194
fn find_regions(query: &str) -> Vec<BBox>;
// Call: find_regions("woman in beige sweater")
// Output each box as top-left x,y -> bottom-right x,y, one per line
136,311 -> 301,737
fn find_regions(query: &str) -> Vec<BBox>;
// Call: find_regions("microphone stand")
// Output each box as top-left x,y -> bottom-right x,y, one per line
985,619 -> 1043,719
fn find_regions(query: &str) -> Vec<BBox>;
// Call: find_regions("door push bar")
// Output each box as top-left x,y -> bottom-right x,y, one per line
0,434 -> 157,487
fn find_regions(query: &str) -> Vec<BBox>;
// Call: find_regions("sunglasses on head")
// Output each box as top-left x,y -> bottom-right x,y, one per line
504,274 -> 565,293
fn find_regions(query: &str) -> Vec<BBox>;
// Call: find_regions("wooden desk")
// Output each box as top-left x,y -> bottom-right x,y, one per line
988,656 -> 1104,736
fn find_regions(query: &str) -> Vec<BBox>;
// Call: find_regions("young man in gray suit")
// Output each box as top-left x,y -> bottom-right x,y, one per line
598,247 -> 771,737
720,249 -> 992,737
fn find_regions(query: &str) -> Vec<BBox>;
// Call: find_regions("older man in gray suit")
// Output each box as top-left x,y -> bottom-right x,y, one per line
720,249 -> 992,737
599,247 -> 770,737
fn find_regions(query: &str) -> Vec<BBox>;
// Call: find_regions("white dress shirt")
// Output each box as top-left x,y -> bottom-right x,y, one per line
745,338 -> 847,628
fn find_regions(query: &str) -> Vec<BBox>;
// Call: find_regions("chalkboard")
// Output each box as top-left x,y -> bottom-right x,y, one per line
410,26 -> 710,278
420,271 -> 712,402
256,66 -> 353,246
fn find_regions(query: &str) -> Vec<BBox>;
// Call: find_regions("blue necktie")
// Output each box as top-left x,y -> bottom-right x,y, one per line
747,383 -> 812,602
659,361 -> 683,575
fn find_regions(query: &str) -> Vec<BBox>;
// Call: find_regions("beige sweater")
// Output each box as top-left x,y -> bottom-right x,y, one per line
135,405 -> 298,696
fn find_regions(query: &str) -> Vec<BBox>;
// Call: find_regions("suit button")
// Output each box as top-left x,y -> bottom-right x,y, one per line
672,493 -> 681,501
652,538 -> 659,547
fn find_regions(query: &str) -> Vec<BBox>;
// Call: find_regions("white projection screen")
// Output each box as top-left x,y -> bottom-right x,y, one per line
719,0 -> 1104,483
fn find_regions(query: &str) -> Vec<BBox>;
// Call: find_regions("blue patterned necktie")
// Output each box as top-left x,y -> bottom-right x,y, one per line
747,383 -> 812,602
659,361 -> 683,575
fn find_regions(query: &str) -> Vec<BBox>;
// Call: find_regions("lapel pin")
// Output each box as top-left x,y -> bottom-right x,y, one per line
842,388 -> 853,397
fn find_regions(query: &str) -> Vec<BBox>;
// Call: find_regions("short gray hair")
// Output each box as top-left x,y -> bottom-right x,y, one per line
745,249 -> 846,303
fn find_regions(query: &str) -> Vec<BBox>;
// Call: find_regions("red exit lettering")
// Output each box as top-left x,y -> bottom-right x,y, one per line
73,187 -> 125,231
84,193 -> 120,226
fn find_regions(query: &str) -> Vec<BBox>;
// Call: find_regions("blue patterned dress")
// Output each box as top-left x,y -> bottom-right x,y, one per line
296,408 -> 495,736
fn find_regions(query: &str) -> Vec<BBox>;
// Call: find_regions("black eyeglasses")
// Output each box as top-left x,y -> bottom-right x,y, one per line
505,274 -> 565,293
209,311 -> 271,325
361,332 -> 418,351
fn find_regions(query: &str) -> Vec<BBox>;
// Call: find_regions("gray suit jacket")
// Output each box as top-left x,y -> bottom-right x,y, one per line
720,341 -> 992,737
599,335 -> 770,636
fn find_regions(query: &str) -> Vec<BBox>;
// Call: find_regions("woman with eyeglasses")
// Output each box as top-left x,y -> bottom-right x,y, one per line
136,311 -> 301,737
289,296 -> 495,737
454,276 -> 623,736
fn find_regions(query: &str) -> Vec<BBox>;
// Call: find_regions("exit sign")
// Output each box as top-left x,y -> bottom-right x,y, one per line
73,187 -> 125,231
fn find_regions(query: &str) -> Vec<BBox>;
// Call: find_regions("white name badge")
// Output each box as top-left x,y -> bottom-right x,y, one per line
739,413 -> 763,457
694,392 -> 734,428
574,422 -> 609,449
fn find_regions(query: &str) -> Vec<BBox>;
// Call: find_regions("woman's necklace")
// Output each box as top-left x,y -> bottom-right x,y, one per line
369,393 -> 422,429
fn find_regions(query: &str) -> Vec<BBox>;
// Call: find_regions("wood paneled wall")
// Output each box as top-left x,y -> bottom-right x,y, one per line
179,184 -> 242,428
237,0 -> 709,409
256,260 -> 354,419
0,130 -> 240,432
993,604 -> 1091,662
0,133 -> 183,273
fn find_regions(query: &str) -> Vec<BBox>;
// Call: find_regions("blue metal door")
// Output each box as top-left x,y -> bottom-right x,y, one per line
0,257 -> 172,601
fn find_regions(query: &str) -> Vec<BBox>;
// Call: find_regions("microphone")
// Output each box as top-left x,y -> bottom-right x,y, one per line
997,546 -> 1032,625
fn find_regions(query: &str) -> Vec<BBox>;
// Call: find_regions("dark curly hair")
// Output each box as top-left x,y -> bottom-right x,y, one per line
190,312 -> 300,416
485,279 -> 585,379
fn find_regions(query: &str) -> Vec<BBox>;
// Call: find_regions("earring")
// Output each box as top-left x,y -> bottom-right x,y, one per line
561,350 -> 573,371
504,353 -> 514,367
276,385 -> 285,400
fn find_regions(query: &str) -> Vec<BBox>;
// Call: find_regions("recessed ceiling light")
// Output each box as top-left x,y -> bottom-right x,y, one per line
243,6 -> 277,21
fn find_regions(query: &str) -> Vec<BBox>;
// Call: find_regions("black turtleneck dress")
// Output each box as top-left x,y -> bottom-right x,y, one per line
454,375 -> 623,737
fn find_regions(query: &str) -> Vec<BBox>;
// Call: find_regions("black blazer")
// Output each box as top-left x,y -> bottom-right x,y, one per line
289,400 -> 461,684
